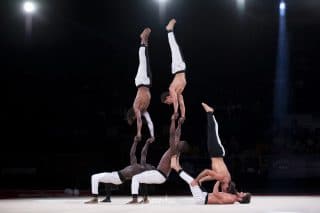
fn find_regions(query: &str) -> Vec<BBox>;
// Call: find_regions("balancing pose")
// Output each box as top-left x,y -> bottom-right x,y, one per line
161,19 -> 187,122
127,115 -> 187,204
192,102 -> 234,193
127,28 -> 155,142
85,137 -> 154,204
171,155 -> 251,204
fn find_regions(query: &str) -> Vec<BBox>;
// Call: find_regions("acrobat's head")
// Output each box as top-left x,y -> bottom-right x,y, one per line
238,192 -> 251,204
160,91 -> 173,105
177,140 -> 189,154
227,181 -> 238,194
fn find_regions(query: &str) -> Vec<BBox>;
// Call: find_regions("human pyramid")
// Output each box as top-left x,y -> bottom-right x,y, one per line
85,18 -> 251,205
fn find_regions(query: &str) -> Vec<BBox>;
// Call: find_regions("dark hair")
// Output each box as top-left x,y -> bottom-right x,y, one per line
160,91 -> 170,103
178,141 -> 189,153
239,193 -> 251,204
227,181 -> 238,194
126,107 -> 136,125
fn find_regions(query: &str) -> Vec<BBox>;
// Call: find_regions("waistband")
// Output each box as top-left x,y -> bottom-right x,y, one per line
156,169 -> 168,179
136,84 -> 151,89
117,171 -> 126,182
173,70 -> 186,75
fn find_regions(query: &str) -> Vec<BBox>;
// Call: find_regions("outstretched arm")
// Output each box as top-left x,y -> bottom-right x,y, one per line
140,138 -> 152,166
213,181 -> 220,193
192,169 -> 225,186
178,94 -> 185,119
130,139 -> 139,165
134,108 -> 142,141
199,175 -> 216,185
169,114 -> 177,149
174,116 -> 183,146
142,111 -> 154,139
169,88 -> 179,118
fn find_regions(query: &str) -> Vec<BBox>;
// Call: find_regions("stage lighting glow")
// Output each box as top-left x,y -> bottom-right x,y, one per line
158,0 -> 168,3
274,0 -> 289,133
279,2 -> 286,10
155,0 -> 169,23
237,0 -> 245,5
279,1 -> 286,16
23,1 -> 36,14
236,0 -> 246,12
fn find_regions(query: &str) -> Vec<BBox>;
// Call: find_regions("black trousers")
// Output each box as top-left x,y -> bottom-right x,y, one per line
206,112 -> 225,157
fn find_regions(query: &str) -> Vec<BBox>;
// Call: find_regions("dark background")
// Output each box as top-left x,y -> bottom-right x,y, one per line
1,0 -> 320,196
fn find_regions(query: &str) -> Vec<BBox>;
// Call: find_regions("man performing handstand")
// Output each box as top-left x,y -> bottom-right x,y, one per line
85,137 -> 154,204
171,155 -> 251,204
192,102 -> 234,193
127,115 -> 186,204
127,28 -> 155,142
161,19 -> 187,121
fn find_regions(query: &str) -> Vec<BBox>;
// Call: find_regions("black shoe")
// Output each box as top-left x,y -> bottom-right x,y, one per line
101,197 -> 111,202
85,198 -> 98,204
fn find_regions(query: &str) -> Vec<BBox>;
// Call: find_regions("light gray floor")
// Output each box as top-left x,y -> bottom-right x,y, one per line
0,196 -> 320,213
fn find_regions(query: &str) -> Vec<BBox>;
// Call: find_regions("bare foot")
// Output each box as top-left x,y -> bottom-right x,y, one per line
100,197 -> 111,202
126,198 -> 139,204
139,198 -> 149,204
84,197 -> 98,204
140,28 -> 151,45
201,102 -> 214,112
166,18 -> 176,31
191,180 -> 198,187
